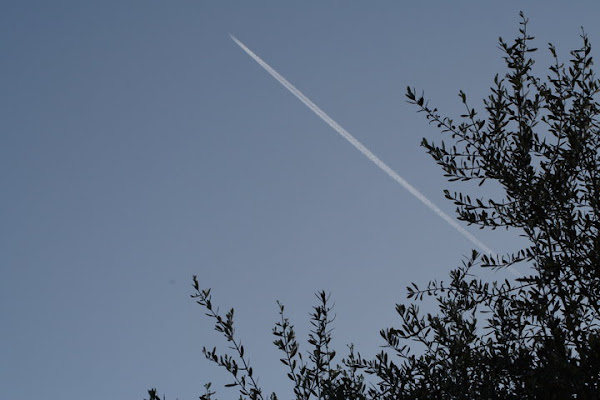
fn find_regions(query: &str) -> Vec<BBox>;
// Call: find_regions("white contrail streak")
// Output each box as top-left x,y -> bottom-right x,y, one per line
230,34 -> 509,267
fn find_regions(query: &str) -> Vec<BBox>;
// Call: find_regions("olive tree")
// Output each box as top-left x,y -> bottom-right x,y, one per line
148,13 -> 600,400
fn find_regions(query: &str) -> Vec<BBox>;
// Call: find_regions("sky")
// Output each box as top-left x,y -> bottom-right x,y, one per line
2,2 -> 600,399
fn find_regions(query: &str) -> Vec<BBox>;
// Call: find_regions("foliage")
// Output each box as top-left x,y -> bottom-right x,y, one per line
147,13 -> 600,400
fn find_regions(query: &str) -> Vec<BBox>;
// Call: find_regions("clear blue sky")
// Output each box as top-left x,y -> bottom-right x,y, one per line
2,2 -> 599,399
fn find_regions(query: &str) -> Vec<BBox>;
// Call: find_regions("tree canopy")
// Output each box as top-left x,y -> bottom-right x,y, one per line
148,13 -> 600,400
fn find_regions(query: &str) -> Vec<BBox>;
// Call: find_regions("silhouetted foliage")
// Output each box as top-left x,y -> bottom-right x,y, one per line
147,13 -> 600,399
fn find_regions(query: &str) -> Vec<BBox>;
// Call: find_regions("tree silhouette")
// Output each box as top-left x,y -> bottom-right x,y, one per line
147,13 -> 600,400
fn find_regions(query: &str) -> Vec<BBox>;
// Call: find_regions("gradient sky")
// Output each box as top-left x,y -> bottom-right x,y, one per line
3,2 -> 600,399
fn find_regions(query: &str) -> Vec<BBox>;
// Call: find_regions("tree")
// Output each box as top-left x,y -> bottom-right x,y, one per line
147,13 -> 600,400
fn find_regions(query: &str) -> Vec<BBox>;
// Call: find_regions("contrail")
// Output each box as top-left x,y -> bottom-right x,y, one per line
230,34 -> 506,264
